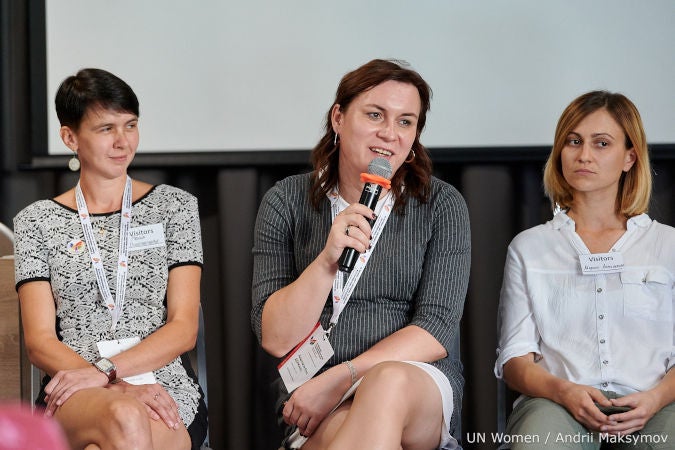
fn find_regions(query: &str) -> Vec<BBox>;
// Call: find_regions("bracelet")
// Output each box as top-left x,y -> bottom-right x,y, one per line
342,360 -> 357,386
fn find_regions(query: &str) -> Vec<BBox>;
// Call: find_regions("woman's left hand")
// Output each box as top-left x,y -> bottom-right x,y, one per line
106,381 -> 182,430
282,365 -> 352,437
598,391 -> 660,435
43,366 -> 109,417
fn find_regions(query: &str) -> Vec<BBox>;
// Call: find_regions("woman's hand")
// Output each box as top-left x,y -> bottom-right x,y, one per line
43,366 -> 109,417
557,383 -> 613,431
320,203 -> 374,265
106,381 -> 182,430
282,364 -> 353,437
598,391 -> 660,436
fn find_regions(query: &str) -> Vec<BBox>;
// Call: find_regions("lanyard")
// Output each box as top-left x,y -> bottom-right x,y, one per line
328,189 -> 394,329
76,176 -> 132,331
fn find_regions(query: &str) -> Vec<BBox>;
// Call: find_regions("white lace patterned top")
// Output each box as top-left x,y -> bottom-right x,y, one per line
13,184 -> 203,426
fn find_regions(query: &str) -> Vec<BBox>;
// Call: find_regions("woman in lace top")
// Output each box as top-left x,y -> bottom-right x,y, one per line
14,68 -> 207,450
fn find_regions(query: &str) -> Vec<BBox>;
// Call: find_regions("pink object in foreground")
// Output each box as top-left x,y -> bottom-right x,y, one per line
0,402 -> 68,450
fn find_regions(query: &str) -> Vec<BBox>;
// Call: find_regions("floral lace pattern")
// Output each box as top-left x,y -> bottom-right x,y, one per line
14,184 -> 203,426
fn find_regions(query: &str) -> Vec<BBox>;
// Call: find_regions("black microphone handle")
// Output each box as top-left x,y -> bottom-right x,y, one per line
338,182 -> 383,273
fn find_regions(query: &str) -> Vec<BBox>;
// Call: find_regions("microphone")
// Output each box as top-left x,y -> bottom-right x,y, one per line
338,157 -> 392,273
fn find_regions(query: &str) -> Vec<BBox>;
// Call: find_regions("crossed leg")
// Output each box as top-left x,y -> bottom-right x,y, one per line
53,387 -> 191,450
303,361 -> 445,450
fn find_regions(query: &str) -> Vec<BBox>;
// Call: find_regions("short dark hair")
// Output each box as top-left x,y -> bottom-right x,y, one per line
55,68 -> 139,130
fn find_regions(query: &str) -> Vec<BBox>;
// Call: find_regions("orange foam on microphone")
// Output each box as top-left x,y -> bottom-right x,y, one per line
360,173 -> 391,189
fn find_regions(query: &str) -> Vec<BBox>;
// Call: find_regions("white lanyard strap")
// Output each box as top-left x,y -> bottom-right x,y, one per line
76,176 -> 132,331
328,189 -> 394,327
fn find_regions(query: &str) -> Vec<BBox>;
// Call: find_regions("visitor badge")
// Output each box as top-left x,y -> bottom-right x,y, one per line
579,252 -> 624,275
128,224 -> 165,251
278,322 -> 334,393
97,337 -> 157,385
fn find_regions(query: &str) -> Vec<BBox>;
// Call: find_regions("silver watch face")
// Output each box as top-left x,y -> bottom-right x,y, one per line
95,358 -> 114,372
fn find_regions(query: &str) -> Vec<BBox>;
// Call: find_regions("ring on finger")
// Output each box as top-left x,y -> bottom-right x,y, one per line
154,392 -> 160,400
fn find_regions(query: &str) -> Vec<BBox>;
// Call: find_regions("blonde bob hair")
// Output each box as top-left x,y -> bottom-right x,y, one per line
543,90 -> 652,217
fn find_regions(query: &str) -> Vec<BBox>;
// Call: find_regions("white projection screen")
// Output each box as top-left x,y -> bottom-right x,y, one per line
45,1 -> 675,154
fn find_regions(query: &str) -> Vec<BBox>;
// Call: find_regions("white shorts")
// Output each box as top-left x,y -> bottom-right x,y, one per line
287,361 -> 458,449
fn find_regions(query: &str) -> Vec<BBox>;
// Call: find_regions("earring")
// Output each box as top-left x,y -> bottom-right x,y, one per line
405,150 -> 416,163
68,152 -> 80,172
333,132 -> 339,147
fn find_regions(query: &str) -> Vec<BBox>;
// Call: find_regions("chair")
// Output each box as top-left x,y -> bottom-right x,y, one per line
0,255 -> 22,401
29,363 -> 42,408
496,378 -> 509,450
451,331 -> 463,449
196,304 -> 211,450
0,221 -> 13,256
496,378 -> 520,449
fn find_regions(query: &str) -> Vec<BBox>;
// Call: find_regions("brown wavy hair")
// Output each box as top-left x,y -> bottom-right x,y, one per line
309,59 -> 433,213
543,90 -> 652,216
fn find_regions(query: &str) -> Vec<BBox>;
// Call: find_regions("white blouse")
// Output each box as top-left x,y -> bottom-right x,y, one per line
495,211 -> 674,395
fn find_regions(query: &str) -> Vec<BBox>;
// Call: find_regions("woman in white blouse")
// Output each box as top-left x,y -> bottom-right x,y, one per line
495,91 -> 674,449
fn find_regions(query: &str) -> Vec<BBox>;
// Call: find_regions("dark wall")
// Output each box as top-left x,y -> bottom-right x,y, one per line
2,3 -> 674,449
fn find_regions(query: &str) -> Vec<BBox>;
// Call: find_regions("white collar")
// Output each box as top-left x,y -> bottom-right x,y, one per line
551,210 -> 651,230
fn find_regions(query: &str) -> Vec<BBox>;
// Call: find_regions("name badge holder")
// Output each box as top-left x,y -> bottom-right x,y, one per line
97,337 -> 157,385
579,252 -> 624,275
128,223 -> 166,252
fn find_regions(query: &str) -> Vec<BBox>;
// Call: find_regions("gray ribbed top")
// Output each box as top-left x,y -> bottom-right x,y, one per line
251,173 -> 471,433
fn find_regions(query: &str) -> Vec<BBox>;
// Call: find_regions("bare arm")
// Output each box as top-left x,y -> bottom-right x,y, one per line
283,324 -> 447,437
19,281 -> 92,375
503,353 -> 613,431
26,265 -> 200,425
601,368 -> 675,435
260,203 -> 374,357
107,265 -> 201,378
352,324 -> 446,373
644,367 -> 675,411
21,265 -> 200,378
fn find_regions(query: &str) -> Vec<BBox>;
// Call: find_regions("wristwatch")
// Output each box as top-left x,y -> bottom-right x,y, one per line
93,357 -> 117,383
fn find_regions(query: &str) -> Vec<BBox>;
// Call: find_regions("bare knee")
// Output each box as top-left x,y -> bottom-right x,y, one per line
361,361 -> 416,392
100,396 -> 152,449
345,362 -> 415,415
357,361 -> 441,419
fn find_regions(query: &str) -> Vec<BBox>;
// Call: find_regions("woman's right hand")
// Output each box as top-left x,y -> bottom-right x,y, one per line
321,203 -> 375,265
282,364 -> 353,437
557,382 -> 613,431
106,381 -> 181,430
504,355 -> 614,432
43,366 -> 110,417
